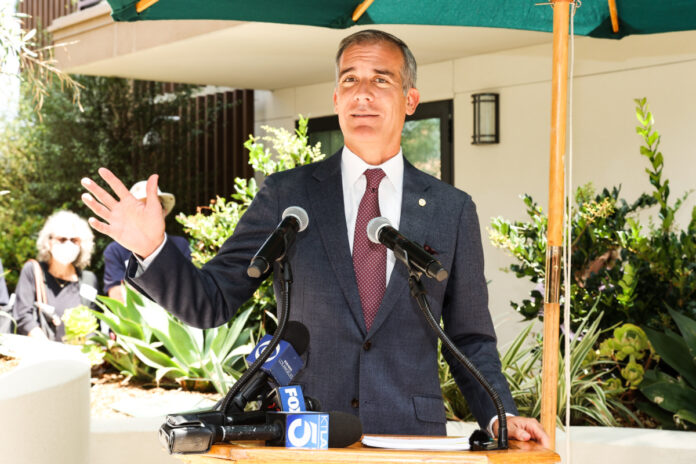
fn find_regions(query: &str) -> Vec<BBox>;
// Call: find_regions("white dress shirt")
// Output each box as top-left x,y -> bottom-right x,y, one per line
341,146 -> 403,285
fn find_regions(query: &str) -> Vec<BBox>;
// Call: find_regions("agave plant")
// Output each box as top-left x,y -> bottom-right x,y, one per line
639,308 -> 696,430
91,285 -> 256,394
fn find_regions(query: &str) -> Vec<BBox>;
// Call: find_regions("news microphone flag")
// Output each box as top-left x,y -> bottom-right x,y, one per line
283,412 -> 329,450
278,386 -> 307,412
246,335 -> 303,386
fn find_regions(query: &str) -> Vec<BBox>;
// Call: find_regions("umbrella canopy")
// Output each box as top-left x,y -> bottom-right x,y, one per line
106,0 -> 696,39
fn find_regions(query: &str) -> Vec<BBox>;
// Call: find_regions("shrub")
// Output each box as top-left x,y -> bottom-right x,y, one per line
441,309 -> 643,427
176,116 -> 324,333
489,98 -> 696,332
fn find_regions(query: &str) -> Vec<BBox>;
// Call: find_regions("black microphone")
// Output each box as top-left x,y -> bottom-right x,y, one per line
227,321 -> 309,413
366,217 -> 448,281
247,206 -> 309,278
160,411 -> 363,454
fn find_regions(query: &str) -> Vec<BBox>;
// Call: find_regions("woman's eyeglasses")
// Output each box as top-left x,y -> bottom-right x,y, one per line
52,236 -> 81,244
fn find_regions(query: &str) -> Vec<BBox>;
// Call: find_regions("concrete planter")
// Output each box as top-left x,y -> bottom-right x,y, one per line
0,334 -> 91,464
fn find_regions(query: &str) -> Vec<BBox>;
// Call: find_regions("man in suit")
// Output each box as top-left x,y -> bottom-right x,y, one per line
81,29 -> 549,446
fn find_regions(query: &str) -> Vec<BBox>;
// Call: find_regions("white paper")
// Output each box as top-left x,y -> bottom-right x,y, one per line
361,435 -> 470,451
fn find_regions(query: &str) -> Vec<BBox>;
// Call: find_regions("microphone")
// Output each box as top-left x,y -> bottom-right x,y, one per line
160,411 -> 363,454
367,217 -> 448,281
227,321 -> 309,413
247,206 -> 309,278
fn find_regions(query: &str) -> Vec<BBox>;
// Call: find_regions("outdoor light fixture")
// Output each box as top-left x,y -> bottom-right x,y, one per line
471,93 -> 499,145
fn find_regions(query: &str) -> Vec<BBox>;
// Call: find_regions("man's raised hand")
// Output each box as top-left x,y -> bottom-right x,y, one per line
81,168 -> 165,258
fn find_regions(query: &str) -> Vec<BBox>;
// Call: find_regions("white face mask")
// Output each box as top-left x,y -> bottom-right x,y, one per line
51,242 -> 80,265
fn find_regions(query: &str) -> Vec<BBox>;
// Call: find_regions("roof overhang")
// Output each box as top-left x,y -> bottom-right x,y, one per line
49,2 -> 552,90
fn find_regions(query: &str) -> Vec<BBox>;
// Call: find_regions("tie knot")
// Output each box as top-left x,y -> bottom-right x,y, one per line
364,169 -> 386,190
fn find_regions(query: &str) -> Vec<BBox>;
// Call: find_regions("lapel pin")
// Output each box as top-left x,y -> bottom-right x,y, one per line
418,198 -> 426,207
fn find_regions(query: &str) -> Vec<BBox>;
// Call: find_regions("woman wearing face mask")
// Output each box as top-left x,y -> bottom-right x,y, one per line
13,210 -> 99,341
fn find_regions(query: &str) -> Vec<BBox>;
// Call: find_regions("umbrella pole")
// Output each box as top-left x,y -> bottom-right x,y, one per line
541,0 -> 571,448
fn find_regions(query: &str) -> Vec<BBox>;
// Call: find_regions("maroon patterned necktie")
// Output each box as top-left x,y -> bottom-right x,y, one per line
353,168 -> 387,331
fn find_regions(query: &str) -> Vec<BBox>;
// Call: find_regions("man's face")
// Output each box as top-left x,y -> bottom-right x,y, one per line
333,41 -> 419,159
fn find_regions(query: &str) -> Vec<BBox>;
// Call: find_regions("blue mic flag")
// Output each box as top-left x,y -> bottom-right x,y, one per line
245,335 -> 303,386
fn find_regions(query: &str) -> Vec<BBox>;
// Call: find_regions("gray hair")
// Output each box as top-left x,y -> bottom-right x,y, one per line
36,210 -> 95,270
335,29 -> 417,95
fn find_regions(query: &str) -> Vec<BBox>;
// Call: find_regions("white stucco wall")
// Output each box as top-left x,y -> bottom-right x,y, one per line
253,30 -> 696,347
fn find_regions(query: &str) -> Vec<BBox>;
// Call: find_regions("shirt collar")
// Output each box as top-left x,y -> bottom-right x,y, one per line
341,146 -> 404,193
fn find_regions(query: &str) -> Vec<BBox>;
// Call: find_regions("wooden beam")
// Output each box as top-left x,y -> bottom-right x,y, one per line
541,0 -> 572,449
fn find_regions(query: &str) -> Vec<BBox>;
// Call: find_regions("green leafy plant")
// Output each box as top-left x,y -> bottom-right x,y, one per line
90,285 -> 256,394
176,116 -> 325,334
598,323 -> 655,389
489,98 -> 696,332
639,308 -> 696,430
441,309 -> 642,427
62,305 -> 105,366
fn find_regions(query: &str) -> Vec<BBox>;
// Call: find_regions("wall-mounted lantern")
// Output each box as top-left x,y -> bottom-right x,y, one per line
471,93 -> 499,145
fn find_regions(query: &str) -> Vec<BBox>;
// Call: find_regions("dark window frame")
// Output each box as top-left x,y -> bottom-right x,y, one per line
302,99 -> 453,184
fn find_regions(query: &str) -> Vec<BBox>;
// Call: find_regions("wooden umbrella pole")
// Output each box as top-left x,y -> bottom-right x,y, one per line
541,0 -> 572,448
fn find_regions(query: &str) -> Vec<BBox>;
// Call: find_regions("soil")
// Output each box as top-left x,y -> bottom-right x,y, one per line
0,353 -> 19,376
89,368 -> 222,419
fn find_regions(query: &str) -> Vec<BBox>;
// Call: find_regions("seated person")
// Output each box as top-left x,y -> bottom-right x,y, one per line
103,181 -> 191,302
13,210 -> 99,341
0,258 -> 8,307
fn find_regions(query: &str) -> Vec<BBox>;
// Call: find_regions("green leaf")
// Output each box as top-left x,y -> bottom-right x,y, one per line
644,327 -> 696,388
675,408 -> 696,427
640,374 -> 696,414
668,308 -> 696,363
210,307 -> 254,357
91,307 -> 144,339
119,334 -> 185,371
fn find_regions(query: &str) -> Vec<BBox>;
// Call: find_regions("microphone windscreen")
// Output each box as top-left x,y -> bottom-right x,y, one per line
327,411 -> 363,448
282,206 -> 309,232
366,217 -> 391,244
283,321 -> 310,355
304,396 -> 322,412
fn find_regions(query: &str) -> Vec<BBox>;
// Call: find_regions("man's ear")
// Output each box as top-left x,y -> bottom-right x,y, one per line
405,88 -> 420,116
333,88 -> 339,114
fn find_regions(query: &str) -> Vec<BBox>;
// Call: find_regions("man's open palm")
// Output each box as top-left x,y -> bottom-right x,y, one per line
81,168 -> 165,258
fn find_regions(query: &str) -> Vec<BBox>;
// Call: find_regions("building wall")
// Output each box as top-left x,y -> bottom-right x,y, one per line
254,31 -> 696,346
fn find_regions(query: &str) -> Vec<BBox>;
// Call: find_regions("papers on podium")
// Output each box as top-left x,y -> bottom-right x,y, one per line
361,435 -> 470,451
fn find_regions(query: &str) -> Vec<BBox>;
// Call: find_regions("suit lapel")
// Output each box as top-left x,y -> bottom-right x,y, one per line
307,152 -> 367,335
368,160 -> 433,336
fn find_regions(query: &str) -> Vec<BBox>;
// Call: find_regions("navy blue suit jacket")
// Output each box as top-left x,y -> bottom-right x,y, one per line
128,151 -> 517,434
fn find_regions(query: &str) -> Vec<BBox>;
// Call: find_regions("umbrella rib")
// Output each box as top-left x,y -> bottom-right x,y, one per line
352,0 -> 376,22
136,0 -> 159,14
608,0 -> 620,33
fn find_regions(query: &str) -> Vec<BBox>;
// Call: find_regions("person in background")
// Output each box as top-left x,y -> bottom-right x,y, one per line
13,210 -> 99,341
0,258 -> 9,307
102,181 -> 191,302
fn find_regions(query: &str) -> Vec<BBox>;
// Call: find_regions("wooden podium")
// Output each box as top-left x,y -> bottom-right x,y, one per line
178,439 -> 560,463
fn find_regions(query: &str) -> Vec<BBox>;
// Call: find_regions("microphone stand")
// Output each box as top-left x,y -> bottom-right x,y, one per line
218,256 -> 293,416
406,265 -> 508,450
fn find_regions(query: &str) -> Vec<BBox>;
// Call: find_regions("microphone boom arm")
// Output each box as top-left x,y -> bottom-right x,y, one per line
407,269 -> 508,450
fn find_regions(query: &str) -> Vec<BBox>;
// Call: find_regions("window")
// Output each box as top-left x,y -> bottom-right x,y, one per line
305,100 -> 453,184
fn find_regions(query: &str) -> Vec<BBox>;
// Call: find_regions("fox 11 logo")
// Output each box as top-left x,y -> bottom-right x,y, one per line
285,413 -> 329,449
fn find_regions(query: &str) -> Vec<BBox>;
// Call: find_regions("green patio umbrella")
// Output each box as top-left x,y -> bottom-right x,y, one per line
106,0 -> 696,39
100,0 -> 696,447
